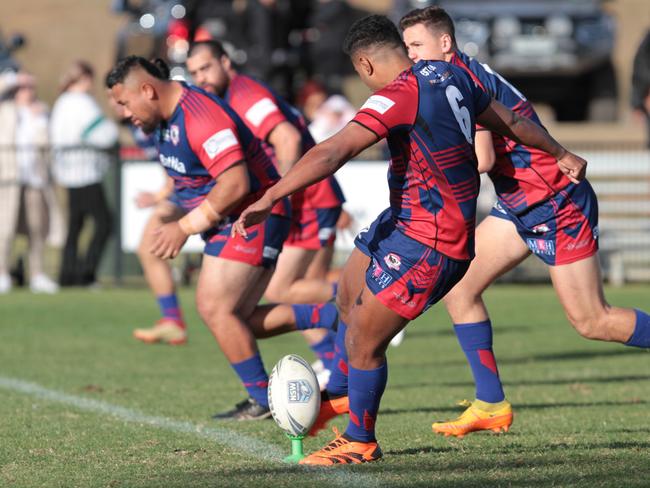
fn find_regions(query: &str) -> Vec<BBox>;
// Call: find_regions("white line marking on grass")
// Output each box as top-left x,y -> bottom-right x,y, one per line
0,376 -> 379,486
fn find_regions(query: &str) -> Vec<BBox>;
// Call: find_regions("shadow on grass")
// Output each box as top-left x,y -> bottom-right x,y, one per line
404,324 -> 532,339
430,347 -> 647,368
381,398 -> 648,416
145,442 -> 650,488
439,374 -> 650,388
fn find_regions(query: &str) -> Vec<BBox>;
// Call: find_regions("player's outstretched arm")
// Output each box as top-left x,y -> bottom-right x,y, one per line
477,100 -> 586,183
233,122 -> 378,236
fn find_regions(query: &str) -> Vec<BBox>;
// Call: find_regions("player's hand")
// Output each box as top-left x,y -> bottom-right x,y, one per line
150,222 -> 188,259
232,193 -> 274,238
557,151 -> 587,184
135,191 -> 158,209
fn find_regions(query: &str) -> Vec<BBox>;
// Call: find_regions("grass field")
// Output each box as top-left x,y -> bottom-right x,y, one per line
1,284 -> 649,487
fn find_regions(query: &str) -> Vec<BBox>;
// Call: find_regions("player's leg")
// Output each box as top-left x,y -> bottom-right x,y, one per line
308,247 -> 371,435
547,181 -> 650,348
133,202 -> 188,344
435,213 -> 530,437
550,255 -> 650,346
197,254 -> 275,419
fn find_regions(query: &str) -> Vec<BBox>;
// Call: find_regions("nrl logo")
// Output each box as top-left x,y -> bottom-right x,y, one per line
170,125 -> 180,146
384,253 -> 401,270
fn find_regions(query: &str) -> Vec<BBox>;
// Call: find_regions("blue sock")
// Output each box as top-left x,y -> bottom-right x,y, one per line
625,309 -> 650,348
310,333 -> 335,371
325,320 -> 349,397
231,353 -> 269,407
157,293 -> 183,324
345,362 -> 388,443
292,303 -> 338,331
454,321 -> 505,403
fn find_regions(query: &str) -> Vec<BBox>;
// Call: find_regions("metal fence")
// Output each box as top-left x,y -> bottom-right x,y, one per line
2,143 -> 649,288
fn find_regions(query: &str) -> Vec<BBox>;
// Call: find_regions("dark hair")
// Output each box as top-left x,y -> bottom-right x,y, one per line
342,15 -> 405,56
188,40 -> 228,60
60,60 -> 94,93
105,55 -> 169,88
399,6 -> 456,43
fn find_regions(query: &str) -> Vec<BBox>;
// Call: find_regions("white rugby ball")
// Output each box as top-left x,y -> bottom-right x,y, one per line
268,354 -> 321,436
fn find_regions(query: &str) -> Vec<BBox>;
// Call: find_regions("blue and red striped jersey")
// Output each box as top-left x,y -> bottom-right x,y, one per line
225,73 -> 345,209
450,50 -> 571,213
352,60 -> 490,261
156,83 -> 285,217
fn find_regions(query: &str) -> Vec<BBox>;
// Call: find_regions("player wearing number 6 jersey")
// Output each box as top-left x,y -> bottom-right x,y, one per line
233,15 -> 586,465
400,5 -> 650,438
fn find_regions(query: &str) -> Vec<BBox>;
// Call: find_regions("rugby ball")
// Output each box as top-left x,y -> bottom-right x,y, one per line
268,354 -> 321,436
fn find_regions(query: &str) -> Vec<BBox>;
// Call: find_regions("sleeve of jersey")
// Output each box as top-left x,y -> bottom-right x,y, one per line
236,82 -> 286,141
352,79 -> 417,139
472,79 -> 492,116
185,109 -> 245,178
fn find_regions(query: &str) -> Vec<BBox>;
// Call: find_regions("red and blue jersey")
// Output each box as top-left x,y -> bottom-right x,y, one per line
352,60 -> 490,261
156,83 -> 285,218
224,73 -> 345,210
450,51 -> 571,213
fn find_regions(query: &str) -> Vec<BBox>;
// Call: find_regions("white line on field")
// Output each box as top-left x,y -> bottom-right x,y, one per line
0,376 -> 379,486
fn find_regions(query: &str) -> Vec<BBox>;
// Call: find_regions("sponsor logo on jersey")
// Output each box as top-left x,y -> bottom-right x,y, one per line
384,253 -> 401,270
159,154 -> 187,173
532,224 -> 550,234
493,201 -> 508,215
202,128 -> 238,159
526,238 -> 555,256
360,95 -> 395,115
287,379 -> 313,403
170,124 -> 180,145
419,65 -> 437,77
245,97 -> 279,127
593,225 -> 599,239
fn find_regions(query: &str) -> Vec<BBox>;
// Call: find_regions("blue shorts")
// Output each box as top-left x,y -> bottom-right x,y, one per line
286,206 -> 342,250
203,214 -> 290,268
490,180 -> 599,266
354,208 -> 470,320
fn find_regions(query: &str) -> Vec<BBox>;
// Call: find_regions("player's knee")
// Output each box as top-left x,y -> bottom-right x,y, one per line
567,311 -> 611,341
263,285 -> 288,304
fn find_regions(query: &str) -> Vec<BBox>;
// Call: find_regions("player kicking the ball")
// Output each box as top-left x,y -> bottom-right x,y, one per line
400,6 -> 650,438
234,15 -> 586,464
107,56 -> 291,421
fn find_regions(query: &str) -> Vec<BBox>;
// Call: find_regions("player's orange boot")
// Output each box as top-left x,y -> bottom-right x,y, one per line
299,428 -> 382,465
133,319 -> 187,345
308,394 -> 349,436
432,399 -> 513,438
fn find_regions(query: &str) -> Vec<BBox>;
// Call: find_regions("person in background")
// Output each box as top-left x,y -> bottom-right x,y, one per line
631,29 -> 650,147
51,61 -> 119,287
0,71 -> 60,294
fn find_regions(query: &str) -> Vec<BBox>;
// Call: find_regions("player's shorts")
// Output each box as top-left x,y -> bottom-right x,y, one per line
203,214 -> 290,268
489,180 -> 599,266
285,206 -> 342,250
354,208 -> 470,320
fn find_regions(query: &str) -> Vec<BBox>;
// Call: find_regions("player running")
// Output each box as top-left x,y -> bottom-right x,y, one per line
106,56 -> 291,421
233,15 -> 586,464
185,40 -> 345,383
399,5 -> 650,438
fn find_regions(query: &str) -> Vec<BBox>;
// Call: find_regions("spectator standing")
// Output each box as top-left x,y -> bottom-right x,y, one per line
632,29 -> 650,147
0,71 -> 60,294
50,61 -> 118,286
